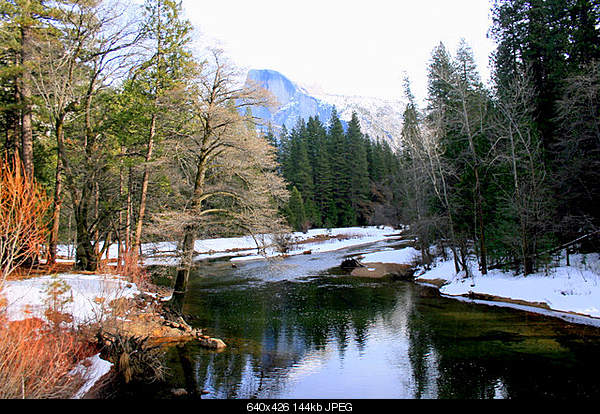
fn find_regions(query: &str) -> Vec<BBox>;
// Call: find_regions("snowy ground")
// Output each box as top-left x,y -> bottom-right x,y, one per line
69,353 -> 113,399
360,246 -> 421,265
2,273 -> 140,326
231,226 -> 401,262
360,245 -> 600,326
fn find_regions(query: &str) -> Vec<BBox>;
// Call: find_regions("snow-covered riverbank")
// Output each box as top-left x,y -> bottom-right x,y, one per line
2,273 -> 140,325
360,246 -> 600,327
4,227 -> 402,333
55,226 -> 401,266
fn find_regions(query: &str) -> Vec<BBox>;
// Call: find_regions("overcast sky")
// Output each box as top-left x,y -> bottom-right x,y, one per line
180,0 -> 497,103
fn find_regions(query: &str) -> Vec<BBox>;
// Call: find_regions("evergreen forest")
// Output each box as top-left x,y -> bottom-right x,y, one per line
270,111 -> 401,231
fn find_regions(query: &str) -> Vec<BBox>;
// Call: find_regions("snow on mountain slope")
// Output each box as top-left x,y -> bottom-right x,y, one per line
246,69 -> 405,148
312,92 -> 405,148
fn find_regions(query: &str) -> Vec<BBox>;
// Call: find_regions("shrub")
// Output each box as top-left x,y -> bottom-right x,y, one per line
43,274 -> 74,330
0,155 -> 51,289
117,250 -> 149,290
0,313 -> 94,399
272,232 -> 297,254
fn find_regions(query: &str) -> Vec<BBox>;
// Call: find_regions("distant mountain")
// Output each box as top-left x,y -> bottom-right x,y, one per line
246,69 -> 405,148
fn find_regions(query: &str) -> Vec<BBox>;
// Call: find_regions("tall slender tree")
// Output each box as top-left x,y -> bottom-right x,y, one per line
131,0 -> 193,257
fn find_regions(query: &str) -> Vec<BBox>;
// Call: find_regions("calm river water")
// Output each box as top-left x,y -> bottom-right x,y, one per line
135,240 -> 600,399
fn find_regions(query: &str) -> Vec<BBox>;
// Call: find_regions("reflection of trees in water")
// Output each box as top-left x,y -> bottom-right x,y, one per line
406,291 -> 600,399
182,278 -> 401,398
406,290 -> 439,399
405,294 -> 525,399
172,274 -> 600,399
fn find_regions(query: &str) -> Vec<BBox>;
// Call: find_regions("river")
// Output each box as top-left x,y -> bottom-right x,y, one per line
131,239 -> 600,399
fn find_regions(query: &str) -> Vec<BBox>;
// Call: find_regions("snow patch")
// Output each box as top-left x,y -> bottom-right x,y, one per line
361,247 -> 420,265
70,353 -> 113,399
2,273 -> 140,326
415,251 -> 600,322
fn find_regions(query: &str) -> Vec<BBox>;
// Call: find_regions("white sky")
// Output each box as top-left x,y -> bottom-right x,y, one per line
180,0 -> 497,103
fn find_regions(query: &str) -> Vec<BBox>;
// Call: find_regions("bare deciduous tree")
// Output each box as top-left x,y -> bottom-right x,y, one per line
147,50 -> 288,306
492,67 -> 552,274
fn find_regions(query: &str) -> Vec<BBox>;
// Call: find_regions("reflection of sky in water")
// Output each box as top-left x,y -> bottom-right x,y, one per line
272,311 -> 420,399
198,288 -> 441,399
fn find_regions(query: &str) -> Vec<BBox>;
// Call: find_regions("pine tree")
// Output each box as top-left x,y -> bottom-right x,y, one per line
491,0 -> 600,249
400,76 -> 432,264
0,0 -> 43,178
132,0 -> 193,254
313,130 -> 333,227
278,124 -> 292,180
327,108 -> 353,226
424,40 -> 496,274
369,139 -> 385,183
305,116 -> 325,183
264,123 -> 278,149
346,112 -> 369,223
287,120 -> 314,198
287,186 -> 307,232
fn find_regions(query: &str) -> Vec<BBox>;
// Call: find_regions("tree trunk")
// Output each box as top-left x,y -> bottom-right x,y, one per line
73,84 -> 98,271
126,166 -> 132,253
94,180 -> 100,258
18,23 -> 34,179
170,157 -> 208,309
133,113 -> 156,255
48,119 -> 65,265
460,92 -> 487,275
4,75 -> 19,161
117,148 -> 125,268
75,201 -> 97,271
474,166 -> 488,274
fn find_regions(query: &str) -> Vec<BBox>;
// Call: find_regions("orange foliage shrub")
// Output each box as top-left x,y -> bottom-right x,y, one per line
0,313 -> 96,399
115,250 -> 149,290
0,155 -> 51,287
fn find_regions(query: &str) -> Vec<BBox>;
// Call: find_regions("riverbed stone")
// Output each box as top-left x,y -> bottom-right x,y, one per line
97,291 -> 226,350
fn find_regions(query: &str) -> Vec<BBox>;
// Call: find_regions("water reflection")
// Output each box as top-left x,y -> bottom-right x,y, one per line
150,247 -> 600,400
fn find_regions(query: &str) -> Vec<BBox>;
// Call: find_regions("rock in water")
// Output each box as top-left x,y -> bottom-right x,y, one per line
196,334 -> 227,350
341,258 -> 364,270
171,388 -> 188,397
